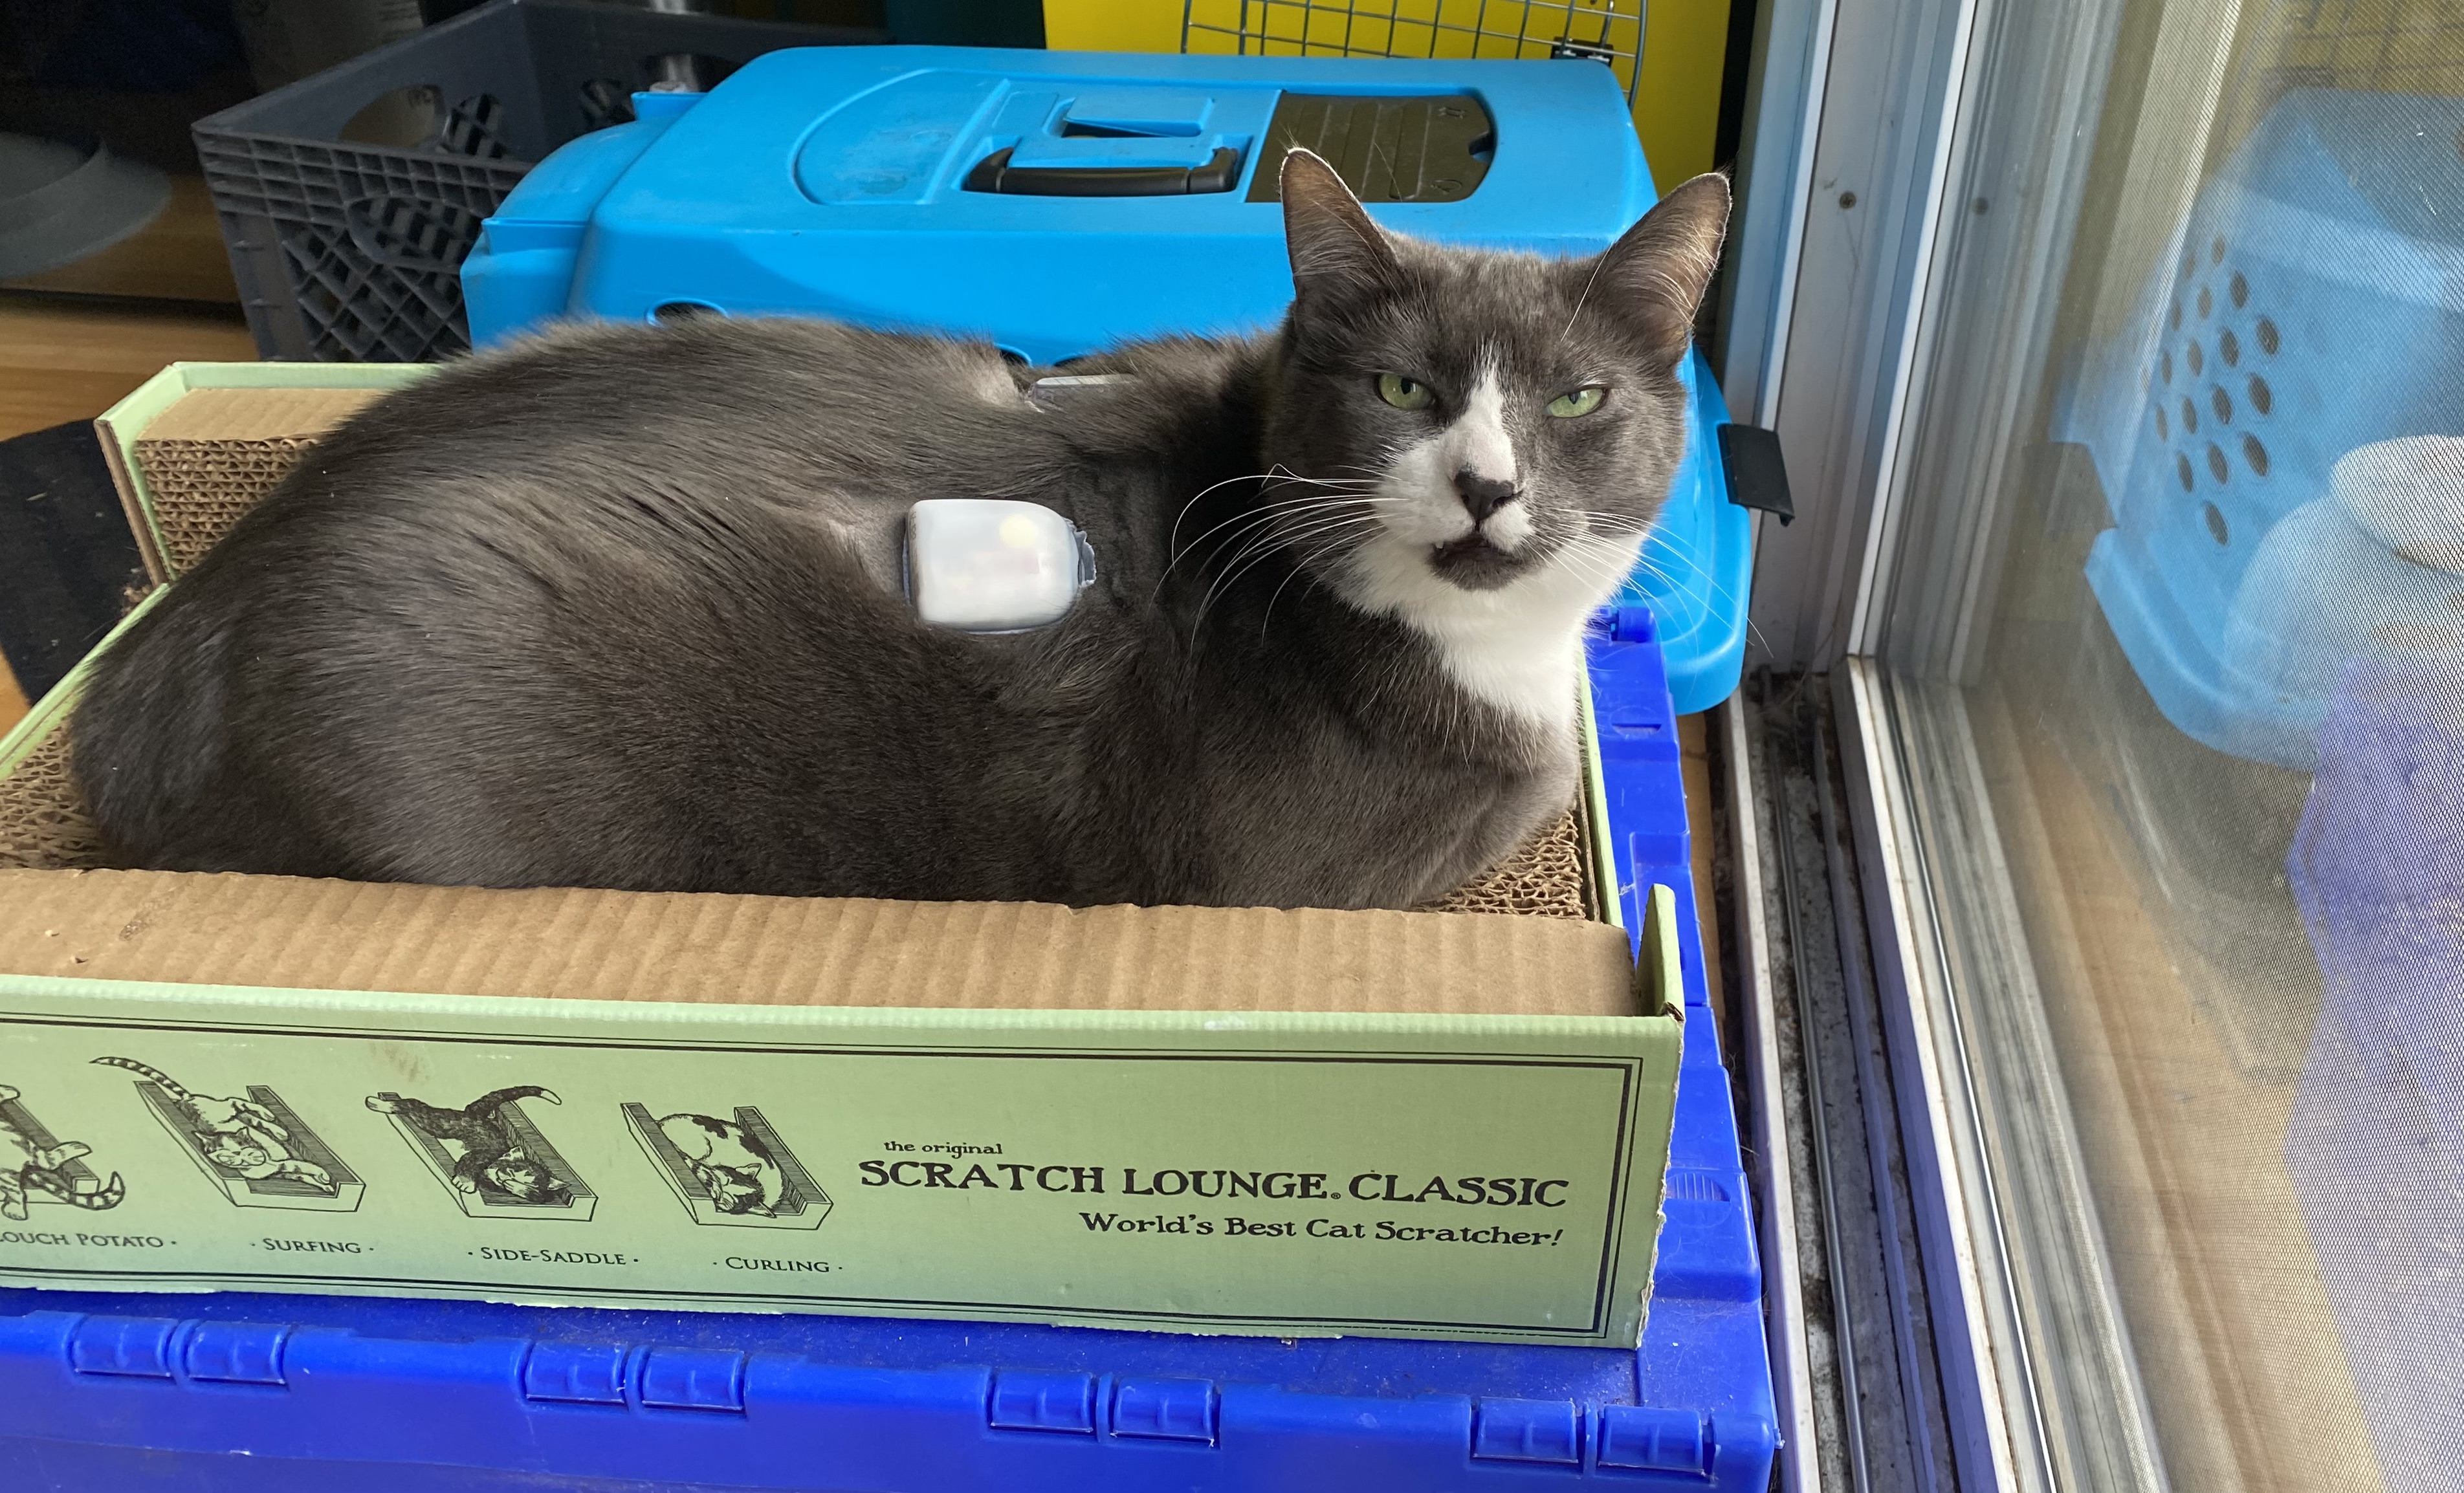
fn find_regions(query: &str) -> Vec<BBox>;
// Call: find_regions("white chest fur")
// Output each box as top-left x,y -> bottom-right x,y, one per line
1344,530 -> 1645,725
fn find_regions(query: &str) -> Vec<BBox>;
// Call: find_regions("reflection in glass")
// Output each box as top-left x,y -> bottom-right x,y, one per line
1878,3 -> 2464,1489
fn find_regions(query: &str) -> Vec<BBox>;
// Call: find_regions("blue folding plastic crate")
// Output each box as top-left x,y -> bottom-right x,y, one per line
2054,87 -> 2464,769
458,45 -> 1753,714
0,607 -> 1774,1492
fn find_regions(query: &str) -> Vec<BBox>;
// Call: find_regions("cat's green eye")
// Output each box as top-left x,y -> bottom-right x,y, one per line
1547,386 -> 1608,419
1377,373 -> 1435,411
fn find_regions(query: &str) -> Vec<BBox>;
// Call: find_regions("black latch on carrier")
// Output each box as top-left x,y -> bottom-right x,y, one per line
1717,424 -> 1796,525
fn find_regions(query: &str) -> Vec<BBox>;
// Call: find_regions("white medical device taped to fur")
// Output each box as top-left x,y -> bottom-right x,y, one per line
905,499 -> 1095,631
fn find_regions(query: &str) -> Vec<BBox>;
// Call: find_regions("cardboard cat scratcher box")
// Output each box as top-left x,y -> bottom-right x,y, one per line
0,364 -> 1684,1349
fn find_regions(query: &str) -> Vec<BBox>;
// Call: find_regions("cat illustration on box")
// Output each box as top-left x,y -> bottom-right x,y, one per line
623,1102 -> 828,1230
94,1056 -> 362,1210
369,1085 -> 593,1219
0,1085 -> 124,1221
664,1112 -> 780,1217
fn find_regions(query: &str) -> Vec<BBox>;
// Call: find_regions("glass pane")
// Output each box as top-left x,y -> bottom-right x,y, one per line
1882,3 -> 2464,1489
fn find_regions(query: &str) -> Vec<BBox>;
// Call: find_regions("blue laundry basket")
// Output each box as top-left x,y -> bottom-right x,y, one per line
458,45 -> 1754,713
2054,87 -> 2464,768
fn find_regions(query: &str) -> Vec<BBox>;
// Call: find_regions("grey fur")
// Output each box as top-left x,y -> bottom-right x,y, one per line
71,153 -> 1729,910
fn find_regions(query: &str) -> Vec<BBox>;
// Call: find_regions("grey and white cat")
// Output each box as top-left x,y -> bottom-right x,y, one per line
69,151 -> 1728,911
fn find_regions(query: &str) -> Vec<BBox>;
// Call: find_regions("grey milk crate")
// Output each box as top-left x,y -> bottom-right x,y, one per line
194,0 -> 885,363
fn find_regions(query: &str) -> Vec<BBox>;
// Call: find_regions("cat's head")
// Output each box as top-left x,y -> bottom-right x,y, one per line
1260,149 -> 1729,627
206,1139 -> 270,1170
705,1166 -> 773,1215
485,1156 -> 571,1205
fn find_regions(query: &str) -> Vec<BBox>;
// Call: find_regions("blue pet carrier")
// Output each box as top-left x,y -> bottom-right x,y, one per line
2054,88 -> 2464,769
458,45 -> 1755,714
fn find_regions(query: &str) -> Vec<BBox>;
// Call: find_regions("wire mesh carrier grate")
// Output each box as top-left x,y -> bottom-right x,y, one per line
1180,0 -> 1647,105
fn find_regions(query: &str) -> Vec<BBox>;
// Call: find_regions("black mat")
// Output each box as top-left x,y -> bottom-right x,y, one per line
0,419 -> 148,703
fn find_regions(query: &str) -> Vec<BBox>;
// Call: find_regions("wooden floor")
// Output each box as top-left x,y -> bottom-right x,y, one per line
0,292 -> 254,449
0,172 -> 252,732
0,289 -> 254,733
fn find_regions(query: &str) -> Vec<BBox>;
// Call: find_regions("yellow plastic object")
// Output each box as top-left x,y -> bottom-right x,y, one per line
1629,0 -> 1730,186
1044,0 -> 1732,187
1044,0 -> 1182,53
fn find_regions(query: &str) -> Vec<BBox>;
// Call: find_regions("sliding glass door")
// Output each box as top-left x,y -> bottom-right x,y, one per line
1817,2 -> 2464,1488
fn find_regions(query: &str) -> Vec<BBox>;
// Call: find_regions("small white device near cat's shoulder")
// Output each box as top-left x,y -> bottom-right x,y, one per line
1024,373 -> 1136,409
905,499 -> 1096,632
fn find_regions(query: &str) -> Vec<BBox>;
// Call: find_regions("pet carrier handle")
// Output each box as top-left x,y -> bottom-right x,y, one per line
962,147 -> 1243,197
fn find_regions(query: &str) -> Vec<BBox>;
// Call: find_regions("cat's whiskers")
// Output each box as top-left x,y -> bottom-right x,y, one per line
1165,466 -> 1381,560
1192,510 -> 1387,635
1257,547 -> 1333,641
1559,547 -> 1644,604
1543,509 -> 1772,655
1185,509 -> 1352,615
1156,482 -> 1391,607
1256,519 -> 1394,640
1202,507 -> 1387,605
1170,491 -> 1371,569
1175,494 -> 1388,581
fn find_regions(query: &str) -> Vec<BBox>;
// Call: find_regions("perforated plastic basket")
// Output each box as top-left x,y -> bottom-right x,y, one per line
192,0 -> 879,362
2052,87 -> 2464,768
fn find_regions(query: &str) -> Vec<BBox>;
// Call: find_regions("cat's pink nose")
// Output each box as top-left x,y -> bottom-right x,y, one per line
1455,469 -> 1520,522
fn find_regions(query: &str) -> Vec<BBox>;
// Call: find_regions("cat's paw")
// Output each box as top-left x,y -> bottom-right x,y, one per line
364,1094 -> 401,1113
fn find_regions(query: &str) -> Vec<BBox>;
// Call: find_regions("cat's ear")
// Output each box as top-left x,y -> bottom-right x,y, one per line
1280,148 -> 1399,303
1582,172 -> 1732,361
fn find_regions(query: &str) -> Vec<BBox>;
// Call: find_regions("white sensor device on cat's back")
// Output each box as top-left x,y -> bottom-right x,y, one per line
904,499 -> 1095,632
